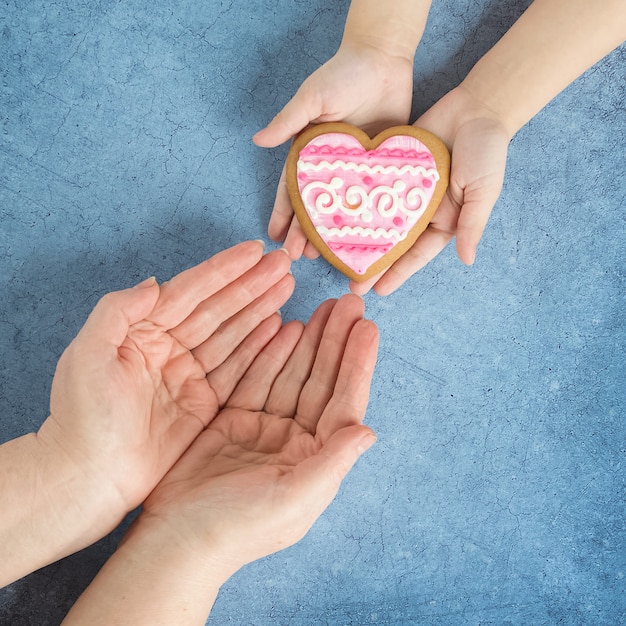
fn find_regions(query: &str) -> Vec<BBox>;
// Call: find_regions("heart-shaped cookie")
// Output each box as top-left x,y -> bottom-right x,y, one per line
286,123 -> 450,282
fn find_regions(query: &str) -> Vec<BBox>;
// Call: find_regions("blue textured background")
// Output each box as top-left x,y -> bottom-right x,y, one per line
1,1 -> 624,624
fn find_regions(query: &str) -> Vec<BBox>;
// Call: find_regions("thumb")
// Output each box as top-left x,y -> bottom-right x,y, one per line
253,85 -> 323,148
73,278 -> 160,354
455,185 -> 503,265
292,425 -> 377,518
451,118 -> 509,265
453,149 -> 507,265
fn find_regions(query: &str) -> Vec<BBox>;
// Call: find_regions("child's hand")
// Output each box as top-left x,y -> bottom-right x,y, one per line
37,241 -> 294,546
353,0 -> 626,296
350,86 -> 511,296
253,44 -> 414,260
138,294 -> 378,574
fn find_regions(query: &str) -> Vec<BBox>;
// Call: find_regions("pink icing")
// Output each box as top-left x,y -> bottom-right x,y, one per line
296,133 -> 439,275
299,143 -> 435,162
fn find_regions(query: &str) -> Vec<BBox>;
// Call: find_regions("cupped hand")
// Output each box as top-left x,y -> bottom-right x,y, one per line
350,85 -> 511,296
138,294 -> 379,574
253,43 -> 415,260
36,241 -> 294,539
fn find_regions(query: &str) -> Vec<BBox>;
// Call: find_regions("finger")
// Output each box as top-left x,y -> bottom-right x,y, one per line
192,273 -> 296,373
205,313 -> 283,408
225,321 -> 305,412
171,249 -> 292,349
288,425 -> 377,521
372,227 -> 453,296
72,279 -> 160,356
252,87 -> 322,148
294,294 -> 366,433
455,177 -> 506,266
283,216 -> 309,260
303,239 -> 321,260
315,319 -> 379,441
268,166 -> 293,243
455,201 -> 492,266
267,160 -> 314,259
348,271 -> 384,296
448,117 -> 508,265
264,299 -> 337,417
148,241 -> 266,330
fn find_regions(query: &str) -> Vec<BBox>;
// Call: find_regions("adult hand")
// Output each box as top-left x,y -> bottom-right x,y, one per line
253,43 -> 414,260
36,241 -> 294,545
61,294 -> 378,625
139,294 -> 378,573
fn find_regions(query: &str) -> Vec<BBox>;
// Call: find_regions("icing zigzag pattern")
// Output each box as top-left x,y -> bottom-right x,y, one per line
328,243 -> 393,254
298,159 -> 439,179
300,144 -> 434,161
316,225 -> 407,241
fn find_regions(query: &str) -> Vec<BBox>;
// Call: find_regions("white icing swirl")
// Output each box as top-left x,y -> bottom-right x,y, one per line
301,179 -> 429,220
300,177 -> 344,218
403,187 -> 427,215
344,185 -> 373,222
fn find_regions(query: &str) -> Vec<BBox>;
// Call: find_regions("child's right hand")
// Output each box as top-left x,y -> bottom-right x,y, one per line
350,85 -> 511,296
253,43 -> 415,260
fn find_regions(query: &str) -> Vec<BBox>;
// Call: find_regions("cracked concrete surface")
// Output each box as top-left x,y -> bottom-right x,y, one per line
1,0 -> 624,624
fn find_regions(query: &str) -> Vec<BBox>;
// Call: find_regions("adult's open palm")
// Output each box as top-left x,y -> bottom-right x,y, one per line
40,242 -> 294,535
142,295 -> 379,571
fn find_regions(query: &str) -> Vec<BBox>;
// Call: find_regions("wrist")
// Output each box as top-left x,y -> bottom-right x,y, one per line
62,515 -> 231,625
459,64 -> 524,139
35,416 -> 131,541
341,0 -> 431,62
123,511 -> 240,586
454,82 -> 516,140
418,83 -> 513,146
0,432 -> 115,585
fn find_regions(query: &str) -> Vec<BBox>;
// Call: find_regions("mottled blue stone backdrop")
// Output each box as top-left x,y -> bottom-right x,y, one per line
1,1 -> 624,624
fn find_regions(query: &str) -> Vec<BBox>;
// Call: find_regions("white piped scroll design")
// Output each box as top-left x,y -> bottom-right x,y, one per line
300,175 -> 434,223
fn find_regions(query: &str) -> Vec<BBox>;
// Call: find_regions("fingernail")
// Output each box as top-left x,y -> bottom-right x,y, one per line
357,433 -> 377,455
134,276 -> 156,289
279,247 -> 292,259
253,239 -> 266,250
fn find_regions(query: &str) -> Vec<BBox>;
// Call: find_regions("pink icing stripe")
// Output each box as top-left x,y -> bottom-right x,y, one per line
300,144 -> 434,161
298,133 -> 437,166
328,243 -> 392,253
328,242 -> 393,274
